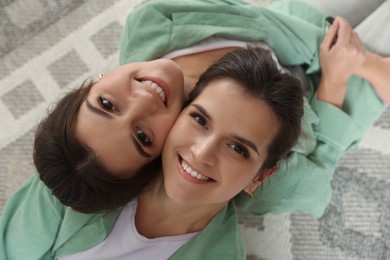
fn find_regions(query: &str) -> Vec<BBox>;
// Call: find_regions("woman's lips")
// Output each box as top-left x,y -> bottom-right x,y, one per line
177,155 -> 214,184
138,76 -> 170,106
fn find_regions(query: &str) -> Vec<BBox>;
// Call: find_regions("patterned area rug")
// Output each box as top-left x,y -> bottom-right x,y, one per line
0,0 -> 389,259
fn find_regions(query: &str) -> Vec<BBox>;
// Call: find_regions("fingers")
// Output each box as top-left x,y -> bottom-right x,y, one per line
319,16 -> 367,88
336,17 -> 353,45
321,18 -> 339,50
322,16 -> 364,53
321,16 -> 353,50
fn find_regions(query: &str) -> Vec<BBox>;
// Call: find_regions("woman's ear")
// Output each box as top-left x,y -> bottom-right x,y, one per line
93,73 -> 103,83
244,164 -> 279,198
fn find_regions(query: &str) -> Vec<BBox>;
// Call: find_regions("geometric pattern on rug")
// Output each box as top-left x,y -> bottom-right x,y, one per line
2,80 -> 45,119
319,167 -> 390,259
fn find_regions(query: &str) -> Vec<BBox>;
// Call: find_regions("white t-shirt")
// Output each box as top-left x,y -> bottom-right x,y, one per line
59,199 -> 198,260
162,36 -> 287,73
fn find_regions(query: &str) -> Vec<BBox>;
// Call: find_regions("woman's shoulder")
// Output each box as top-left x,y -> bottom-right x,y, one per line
2,174 -> 66,222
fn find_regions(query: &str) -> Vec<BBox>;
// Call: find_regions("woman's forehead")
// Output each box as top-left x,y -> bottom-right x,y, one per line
190,79 -> 279,146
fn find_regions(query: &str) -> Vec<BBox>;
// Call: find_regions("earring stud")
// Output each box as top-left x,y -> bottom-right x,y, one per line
245,190 -> 254,199
99,73 -> 103,79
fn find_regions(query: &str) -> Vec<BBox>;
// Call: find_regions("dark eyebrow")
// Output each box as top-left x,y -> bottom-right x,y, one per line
191,103 -> 259,156
131,137 -> 152,158
191,104 -> 211,120
231,135 -> 259,155
85,99 -> 112,119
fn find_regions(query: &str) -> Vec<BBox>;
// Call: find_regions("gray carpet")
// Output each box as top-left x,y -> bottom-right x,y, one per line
0,0 -> 389,259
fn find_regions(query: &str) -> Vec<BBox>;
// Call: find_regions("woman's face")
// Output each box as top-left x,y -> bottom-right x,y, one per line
75,59 -> 184,177
162,79 -> 280,208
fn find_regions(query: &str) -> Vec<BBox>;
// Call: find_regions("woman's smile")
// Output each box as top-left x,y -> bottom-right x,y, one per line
177,155 -> 214,183
139,77 -> 169,105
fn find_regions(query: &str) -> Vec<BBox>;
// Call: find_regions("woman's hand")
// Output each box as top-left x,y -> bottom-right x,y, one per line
317,17 -> 366,108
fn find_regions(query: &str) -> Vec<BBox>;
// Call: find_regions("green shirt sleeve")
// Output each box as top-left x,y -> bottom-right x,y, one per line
1,174 -> 65,260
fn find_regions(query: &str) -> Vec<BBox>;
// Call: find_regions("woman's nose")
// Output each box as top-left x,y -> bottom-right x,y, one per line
191,137 -> 216,166
131,84 -> 159,115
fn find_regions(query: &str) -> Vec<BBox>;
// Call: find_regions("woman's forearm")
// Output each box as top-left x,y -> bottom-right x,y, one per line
316,78 -> 347,109
354,51 -> 390,103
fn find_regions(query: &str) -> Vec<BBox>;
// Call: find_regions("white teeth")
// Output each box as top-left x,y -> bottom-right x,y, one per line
181,160 -> 210,181
141,80 -> 166,103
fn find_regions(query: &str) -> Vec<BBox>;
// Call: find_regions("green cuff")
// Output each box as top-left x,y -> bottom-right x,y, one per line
310,96 -> 363,151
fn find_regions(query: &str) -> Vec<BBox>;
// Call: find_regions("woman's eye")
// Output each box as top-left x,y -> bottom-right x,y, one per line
137,129 -> 152,146
98,97 -> 116,111
195,116 -> 206,126
190,113 -> 207,127
230,144 -> 249,158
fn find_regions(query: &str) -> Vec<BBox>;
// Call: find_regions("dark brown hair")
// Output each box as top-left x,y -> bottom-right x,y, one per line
33,80 -> 160,213
185,47 -> 304,177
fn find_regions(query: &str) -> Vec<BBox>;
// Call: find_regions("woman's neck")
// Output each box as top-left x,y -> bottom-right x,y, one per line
171,47 -> 241,97
134,175 -> 226,239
